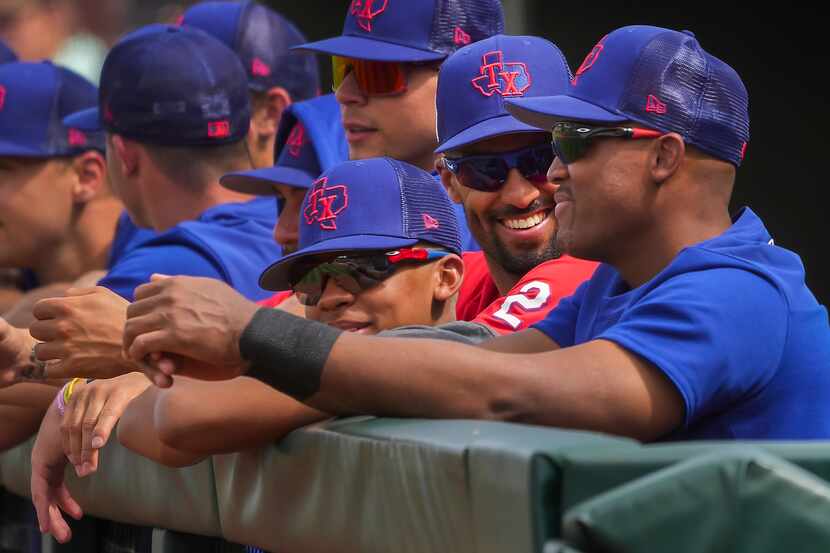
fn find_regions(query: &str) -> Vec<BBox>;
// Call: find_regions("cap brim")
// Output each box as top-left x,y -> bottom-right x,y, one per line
259,234 -> 418,291
221,167 -> 315,196
293,35 -> 445,62
0,140 -> 50,157
63,108 -> 103,132
505,96 -> 628,130
435,114 -> 547,154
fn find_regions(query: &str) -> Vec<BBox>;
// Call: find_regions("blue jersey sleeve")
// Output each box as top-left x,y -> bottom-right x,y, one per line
97,243 -> 225,301
532,280 -> 589,347
598,268 -> 788,429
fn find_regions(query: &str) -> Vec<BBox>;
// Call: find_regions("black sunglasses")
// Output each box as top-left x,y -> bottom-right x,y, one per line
289,248 -> 450,307
443,143 -> 554,192
550,121 -> 665,164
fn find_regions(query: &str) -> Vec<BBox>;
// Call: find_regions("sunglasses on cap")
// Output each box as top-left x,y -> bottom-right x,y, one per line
551,122 -> 665,165
289,247 -> 451,307
332,56 -> 436,96
442,143 -> 554,193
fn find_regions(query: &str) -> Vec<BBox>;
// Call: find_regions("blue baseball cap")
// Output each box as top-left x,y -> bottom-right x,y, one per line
0,61 -> 103,157
181,1 -> 319,101
0,40 -> 17,64
435,34 -> 571,153
259,157 -> 461,291
505,26 -> 750,166
221,120 -> 321,195
65,24 -> 251,147
295,0 -> 504,62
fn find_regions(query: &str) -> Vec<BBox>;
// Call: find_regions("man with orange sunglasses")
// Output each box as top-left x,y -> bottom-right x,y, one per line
295,0 -> 505,251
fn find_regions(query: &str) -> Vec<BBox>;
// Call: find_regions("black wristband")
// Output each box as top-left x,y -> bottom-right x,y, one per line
239,308 -> 343,400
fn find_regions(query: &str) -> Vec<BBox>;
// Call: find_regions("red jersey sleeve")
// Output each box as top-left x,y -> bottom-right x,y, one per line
258,290 -> 293,308
472,256 -> 598,334
456,251 -> 501,322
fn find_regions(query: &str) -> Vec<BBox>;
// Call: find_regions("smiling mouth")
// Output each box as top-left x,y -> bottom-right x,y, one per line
499,209 -> 552,231
330,320 -> 372,333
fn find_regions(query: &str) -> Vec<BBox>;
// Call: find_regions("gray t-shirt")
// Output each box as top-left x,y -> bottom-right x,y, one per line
378,321 -> 496,345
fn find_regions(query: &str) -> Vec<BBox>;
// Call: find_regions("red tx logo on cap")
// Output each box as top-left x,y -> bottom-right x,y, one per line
0,86 -> 6,111
350,0 -> 388,32
471,51 -> 532,97
286,123 -> 305,158
304,177 -> 349,231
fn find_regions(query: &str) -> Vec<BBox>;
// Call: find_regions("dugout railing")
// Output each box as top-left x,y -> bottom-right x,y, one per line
3,417 -> 830,553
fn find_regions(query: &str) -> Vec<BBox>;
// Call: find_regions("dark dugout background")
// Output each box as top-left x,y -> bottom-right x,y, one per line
268,1 -> 829,307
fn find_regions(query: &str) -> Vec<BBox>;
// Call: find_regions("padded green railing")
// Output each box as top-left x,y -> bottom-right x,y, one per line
2,417 -> 830,552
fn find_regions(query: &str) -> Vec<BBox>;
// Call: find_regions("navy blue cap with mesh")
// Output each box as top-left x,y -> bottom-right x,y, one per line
0,61 -> 104,157
259,157 -> 461,291
67,24 -> 251,147
181,1 -> 319,101
506,26 -> 750,166
294,0 -> 504,62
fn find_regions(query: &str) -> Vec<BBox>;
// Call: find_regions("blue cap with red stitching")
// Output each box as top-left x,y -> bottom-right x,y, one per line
221,119 -> 321,195
63,24 -> 250,147
0,61 -> 103,157
294,0 -> 504,62
180,1 -> 319,101
435,34 -> 572,153
505,26 -> 750,166
258,157 -> 461,290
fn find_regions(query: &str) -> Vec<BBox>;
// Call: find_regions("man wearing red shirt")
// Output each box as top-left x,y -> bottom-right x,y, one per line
435,35 -> 598,333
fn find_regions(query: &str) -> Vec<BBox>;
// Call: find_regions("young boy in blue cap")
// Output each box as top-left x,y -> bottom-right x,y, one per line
130,26 -> 830,444
32,158 -> 491,541
180,0 -> 321,169
295,0 -> 506,251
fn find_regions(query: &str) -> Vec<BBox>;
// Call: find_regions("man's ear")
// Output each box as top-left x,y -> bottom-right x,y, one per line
70,150 -> 107,203
111,134 -> 139,177
432,253 -> 465,302
651,132 -> 685,185
250,86 -> 292,138
435,157 -> 463,204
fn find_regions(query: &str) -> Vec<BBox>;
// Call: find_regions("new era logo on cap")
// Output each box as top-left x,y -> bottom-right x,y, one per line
286,123 -> 305,157
349,0 -> 389,32
304,177 -> 349,230
646,94 -> 667,114
251,58 -> 271,77
422,213 -> 440,229
454,27 -> 471,45
207,120 -> 231,138
68,128 -> 87,146
471,50 -> 532,97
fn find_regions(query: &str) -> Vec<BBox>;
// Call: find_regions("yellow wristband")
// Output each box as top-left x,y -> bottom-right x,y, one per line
63,378 -> 82,404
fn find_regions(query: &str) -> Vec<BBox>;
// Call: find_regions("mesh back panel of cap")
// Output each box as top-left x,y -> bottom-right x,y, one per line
393,159 -> 462,253
429,0 -> 505,57
620,32 -> 749,165
237,2 -> 319,100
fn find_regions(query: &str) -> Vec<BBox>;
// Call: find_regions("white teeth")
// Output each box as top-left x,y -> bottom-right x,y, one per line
502,212 -> 546,230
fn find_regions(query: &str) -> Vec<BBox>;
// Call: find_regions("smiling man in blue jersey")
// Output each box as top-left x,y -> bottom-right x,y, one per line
295,0 -> 507,251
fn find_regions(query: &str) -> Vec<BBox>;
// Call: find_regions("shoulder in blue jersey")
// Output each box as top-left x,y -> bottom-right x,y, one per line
534,208 -> 830,440
106,210 -> 157,269
98,197 -> 280,301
